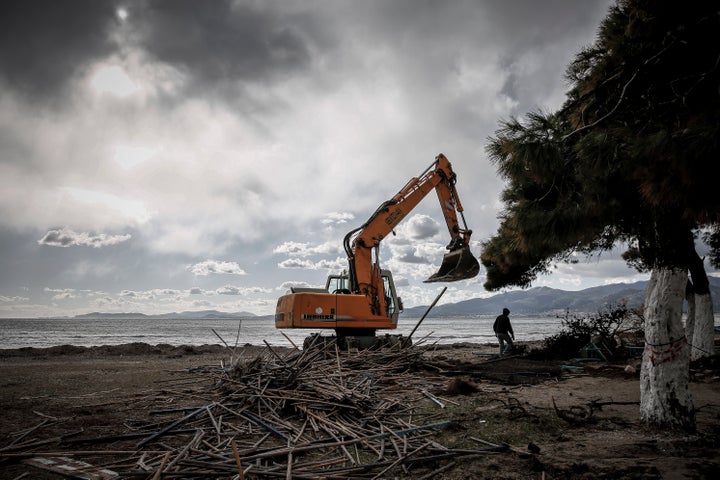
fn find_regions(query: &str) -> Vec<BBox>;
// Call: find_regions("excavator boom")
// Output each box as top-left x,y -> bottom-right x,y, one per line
346,153 -> 478,290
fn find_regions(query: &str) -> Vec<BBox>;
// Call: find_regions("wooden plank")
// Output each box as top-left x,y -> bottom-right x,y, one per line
24,456 -> 118,479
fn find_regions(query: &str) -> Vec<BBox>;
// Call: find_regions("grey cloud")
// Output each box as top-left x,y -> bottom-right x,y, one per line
117,288 -> 181,299
273,241 -> 309,255
244,286 -> 272,294
158,288 -> 181,295
44,287 -> 76,296
364,0 -> 609,53
1,0 -> 325,109
404,215 -> 440,240
0,0 -> 611,118
339,0 -> 613,133
278,281 -> 313,291
0,295 -> 29,302
128,0 -> 318,96
188,260 -> 247,276
322,212 -> 355,225
51,291 -> 77,300
0,0 -> 119,103
278,256 -> 345,270
315,258 -> 346,270
278,258 -> 314,269
396,251 -> 431,265
273,241 -> 342,257
38,228 -> 132,248
216,285 -> 241,295
215,285 -> 272,295
37,230 -> 74,247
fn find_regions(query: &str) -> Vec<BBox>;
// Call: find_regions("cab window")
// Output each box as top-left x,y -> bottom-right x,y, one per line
327,276 -> 350,293
382,275 -> 396,315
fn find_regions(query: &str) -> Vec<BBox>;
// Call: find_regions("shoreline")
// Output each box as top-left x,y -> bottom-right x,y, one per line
0,340 -> 508,358
0,342 -> 231,358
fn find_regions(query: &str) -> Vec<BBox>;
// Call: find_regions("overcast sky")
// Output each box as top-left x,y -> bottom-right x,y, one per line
3,0 -> 695,318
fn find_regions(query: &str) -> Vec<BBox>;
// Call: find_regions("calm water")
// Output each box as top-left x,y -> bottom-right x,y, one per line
0,315 -> 564,349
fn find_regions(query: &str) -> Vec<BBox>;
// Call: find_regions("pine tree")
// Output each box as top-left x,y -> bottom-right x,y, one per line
483,0 -> 720,430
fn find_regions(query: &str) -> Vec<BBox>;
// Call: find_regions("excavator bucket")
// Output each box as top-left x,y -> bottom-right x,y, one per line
424,246 -> 480,283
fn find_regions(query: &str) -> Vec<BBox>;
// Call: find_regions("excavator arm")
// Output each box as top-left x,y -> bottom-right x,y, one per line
344,153 -> 479,299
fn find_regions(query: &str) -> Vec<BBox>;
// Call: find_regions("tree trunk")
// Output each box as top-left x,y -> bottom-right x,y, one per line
684,280 -> 695,343
691,293 -> 715,361
640,268 -> 695,430
687,250 -> 715,362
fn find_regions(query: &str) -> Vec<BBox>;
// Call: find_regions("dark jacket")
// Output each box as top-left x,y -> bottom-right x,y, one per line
493,314 -> 514,337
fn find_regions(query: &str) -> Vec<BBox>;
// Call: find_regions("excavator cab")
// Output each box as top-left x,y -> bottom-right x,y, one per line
326,270 -> 403,319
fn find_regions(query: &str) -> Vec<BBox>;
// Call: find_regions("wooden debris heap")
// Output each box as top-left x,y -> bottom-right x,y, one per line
1,342 -> 507,479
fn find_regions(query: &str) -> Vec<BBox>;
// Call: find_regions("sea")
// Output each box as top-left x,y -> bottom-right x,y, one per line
0,314 -> 566,350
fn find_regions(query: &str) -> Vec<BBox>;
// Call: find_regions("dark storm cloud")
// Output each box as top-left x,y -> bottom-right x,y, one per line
127,0 -> 318,95
0,0 -> 611,111
369,0 -> 608,50
352,0 -> 612,117
0,0 -> 119,103
1,0 -> 323,107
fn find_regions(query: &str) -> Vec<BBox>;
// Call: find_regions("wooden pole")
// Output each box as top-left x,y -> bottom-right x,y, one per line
406,287 -> 447,345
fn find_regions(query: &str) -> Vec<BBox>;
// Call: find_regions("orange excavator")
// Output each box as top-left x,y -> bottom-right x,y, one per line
274,153 -> 479,348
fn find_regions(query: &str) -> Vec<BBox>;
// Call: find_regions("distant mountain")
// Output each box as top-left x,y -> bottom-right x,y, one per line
74,310 -> 257,319
75,312 -> 150,319
154,310 -> 258,319
402,277 -> 720,317
74,277 -> 720,319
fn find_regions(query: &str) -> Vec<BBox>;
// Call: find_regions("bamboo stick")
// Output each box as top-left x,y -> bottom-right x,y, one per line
7,419 -> 51,447
371,441 -> 431,479
151,451 -> 171,480
285,437 -> 293,480
137,403 -> 213,447
280,331 -> 298,350
166,429 -> 203,470
421,389 -> 446,408
263,340 -> 290,367
231,440 -> 244,480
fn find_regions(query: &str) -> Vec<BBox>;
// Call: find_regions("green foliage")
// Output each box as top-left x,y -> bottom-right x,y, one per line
534,304 -> 642,360
482,0 -> 720,291
703,225 -> 720,269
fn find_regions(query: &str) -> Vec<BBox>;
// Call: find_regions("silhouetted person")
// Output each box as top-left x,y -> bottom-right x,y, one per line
493,307 -> 514,355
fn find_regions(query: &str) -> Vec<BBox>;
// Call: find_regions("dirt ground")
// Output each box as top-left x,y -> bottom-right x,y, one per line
0,341 -> 718,479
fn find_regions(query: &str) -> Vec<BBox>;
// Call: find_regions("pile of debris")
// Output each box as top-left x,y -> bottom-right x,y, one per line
1,342 -> 509,479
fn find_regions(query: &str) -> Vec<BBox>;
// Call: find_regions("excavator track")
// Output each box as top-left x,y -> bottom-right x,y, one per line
303,332 -> 412,352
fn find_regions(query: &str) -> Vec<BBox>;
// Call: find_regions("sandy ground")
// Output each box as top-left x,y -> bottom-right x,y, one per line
0,341 -> 718,479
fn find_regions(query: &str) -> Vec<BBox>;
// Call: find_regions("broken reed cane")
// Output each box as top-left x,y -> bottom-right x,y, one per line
7,333 -> 490,479
405,286 -> 447,346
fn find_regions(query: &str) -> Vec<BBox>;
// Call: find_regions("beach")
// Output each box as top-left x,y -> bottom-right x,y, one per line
1,341 -> 718,479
